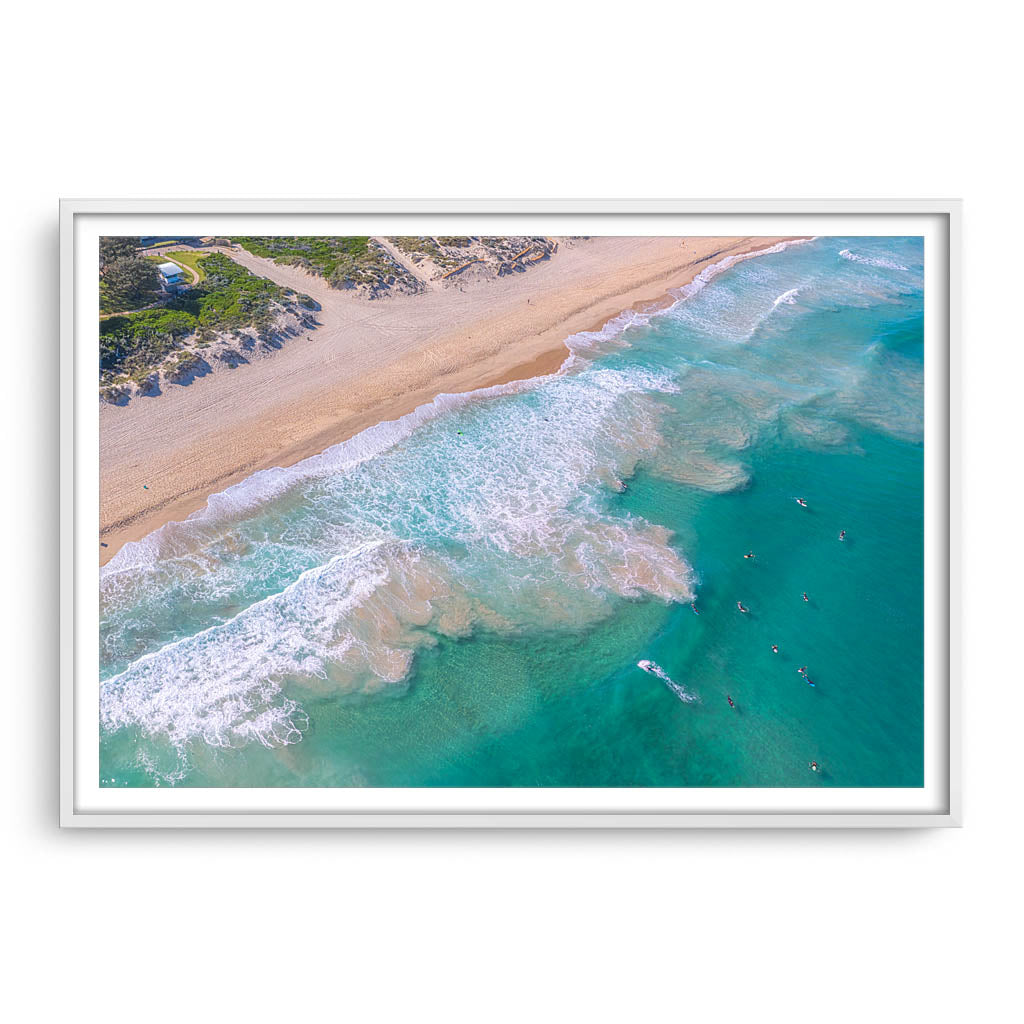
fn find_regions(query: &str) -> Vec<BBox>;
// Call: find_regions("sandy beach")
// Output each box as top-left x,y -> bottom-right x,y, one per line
99,235 -> 804,564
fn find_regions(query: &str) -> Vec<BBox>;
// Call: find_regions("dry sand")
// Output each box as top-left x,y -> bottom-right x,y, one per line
100,236 -> 804,564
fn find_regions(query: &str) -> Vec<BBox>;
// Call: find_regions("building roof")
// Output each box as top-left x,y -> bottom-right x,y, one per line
158,262 -> 184,277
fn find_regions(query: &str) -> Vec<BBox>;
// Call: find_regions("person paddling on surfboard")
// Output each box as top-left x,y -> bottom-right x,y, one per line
737,601 -> 749,613
795,497 -> 808,507
727,695 -> 735,708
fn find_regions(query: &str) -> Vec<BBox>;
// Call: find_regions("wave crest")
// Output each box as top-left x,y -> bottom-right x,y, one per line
839,248 -> 909,271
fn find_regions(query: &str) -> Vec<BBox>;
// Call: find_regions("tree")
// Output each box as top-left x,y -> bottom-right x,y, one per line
100,236 -> 142,269
103,257 -> 159,310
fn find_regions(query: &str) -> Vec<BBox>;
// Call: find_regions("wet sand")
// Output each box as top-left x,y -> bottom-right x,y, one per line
100,235 -> 805,564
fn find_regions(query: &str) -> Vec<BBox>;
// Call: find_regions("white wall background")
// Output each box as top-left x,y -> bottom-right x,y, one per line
2,2 -> 1019,1020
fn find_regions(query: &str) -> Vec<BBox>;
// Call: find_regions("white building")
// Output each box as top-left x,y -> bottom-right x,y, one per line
158,262 -> 185,291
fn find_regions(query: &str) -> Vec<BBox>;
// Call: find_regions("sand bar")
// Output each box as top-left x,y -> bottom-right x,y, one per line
100,236 -> 804,564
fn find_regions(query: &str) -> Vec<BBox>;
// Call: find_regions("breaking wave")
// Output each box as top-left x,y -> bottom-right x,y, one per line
839,248 -> 909,272
99,234 -> 923,775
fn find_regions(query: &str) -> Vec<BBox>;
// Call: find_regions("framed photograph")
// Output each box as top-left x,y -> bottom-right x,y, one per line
60,199 -> 959,827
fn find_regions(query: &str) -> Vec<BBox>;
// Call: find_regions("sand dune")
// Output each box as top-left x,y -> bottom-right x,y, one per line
99,235 -> 803,563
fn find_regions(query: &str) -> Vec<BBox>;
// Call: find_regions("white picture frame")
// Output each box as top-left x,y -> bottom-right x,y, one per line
61,198 -> 960,828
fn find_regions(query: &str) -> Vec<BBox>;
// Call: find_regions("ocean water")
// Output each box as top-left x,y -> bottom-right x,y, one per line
99,237 -> 924,788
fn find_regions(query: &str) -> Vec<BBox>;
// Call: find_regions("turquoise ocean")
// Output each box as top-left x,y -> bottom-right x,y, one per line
99,237 -> 924,788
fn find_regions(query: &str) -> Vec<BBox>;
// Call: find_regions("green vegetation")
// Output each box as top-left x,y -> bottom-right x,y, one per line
231,236 -> 415,292
165,351 -> 204,380
391,236 -> 466,269
164,250 -> 211,283
101,254 -> 160,312
393,236 -> 440,259
99,253 -> 286,384
99,237 -> 141,269
191,254 -> 284,330
233,236 -> 370,277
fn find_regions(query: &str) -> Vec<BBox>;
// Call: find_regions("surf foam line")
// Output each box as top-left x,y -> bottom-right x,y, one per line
102,376 -> 571,579
104,238 -> 813,578
839,248 -> 909,272
565,238 -> 816,355
100,538 -> 396,750
773,287 -> 801,308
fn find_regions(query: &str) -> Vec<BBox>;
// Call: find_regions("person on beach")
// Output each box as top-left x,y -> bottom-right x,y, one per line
737,601 -> 749,613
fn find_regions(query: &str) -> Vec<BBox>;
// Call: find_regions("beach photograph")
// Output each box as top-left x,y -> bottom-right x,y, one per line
97,232 -> 925,788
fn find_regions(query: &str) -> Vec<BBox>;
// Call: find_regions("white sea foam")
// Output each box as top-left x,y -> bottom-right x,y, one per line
563,239 -> 815,355
642,661 -> 699,704
672,239 -> 813,304
101,374 -> 566,580
839,248 -> 909,272
105,238 -> 812,583
101,540 -> 419,750
101,357 -> 701,754
101,233 -> 923,770
772,287 -> 801,308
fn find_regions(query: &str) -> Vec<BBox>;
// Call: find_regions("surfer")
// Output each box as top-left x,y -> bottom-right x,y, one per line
802,592 -> 809,602
737,601 -> 749,613
771,644 -> 779,654
690,601 -> 699,615
839,529 -> 846,541
795,497 -> 808,507
809,760 -> 820,773
727,695 -> 735,708
798,666 -> 807,675
743,551 -> 755,560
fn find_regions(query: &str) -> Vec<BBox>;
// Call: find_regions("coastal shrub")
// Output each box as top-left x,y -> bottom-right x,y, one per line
232,236 -> 372,279
99,236 -> 141,269
98,252 -> 287,383
101,308 -> 198,342
165,351 -> 205,382
102,256 -> 160,310
99,380 -> 130,404
192,253 -> 283,330
391,237 -> 464,269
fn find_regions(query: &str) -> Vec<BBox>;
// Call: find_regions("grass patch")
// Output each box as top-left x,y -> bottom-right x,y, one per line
165,250 -> 211,283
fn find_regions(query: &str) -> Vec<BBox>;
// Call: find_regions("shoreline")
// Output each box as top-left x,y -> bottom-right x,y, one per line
100,236 -> 808,565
